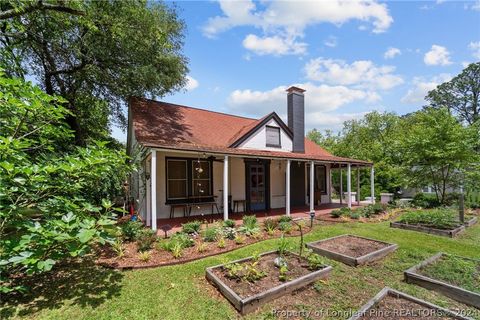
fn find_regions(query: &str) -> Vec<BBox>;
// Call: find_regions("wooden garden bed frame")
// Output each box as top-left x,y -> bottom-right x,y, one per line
306,235 -> 398,267
390,222 -> 465,238
348,287 -> 472,320
205,250 -> 332,315
464,216 -> 478,227
404,252 -> 480,309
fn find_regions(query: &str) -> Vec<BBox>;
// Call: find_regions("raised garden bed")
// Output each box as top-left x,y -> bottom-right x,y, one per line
306,234 -> 398,267
404,253 -> 480,309
349,287 -> 471,320
390,222 -> 465,238
463,216 -> 478,227
205,250 -> 332,315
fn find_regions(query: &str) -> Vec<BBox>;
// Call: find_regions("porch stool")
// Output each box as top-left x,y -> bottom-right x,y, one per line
169,204 -> 189,218
233,199 -> 246,213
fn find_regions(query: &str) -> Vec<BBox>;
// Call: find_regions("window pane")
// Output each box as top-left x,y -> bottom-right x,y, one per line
167,160 -> 187,179
192,161 -> 210,179
193,180 -> 210,196
266,126 -> 280,146
168,180 -> 187,198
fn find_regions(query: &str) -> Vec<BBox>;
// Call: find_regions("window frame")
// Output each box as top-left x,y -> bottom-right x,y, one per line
166,159 -> 188,201
165,157 -> 214,204
265,125 -> 281,148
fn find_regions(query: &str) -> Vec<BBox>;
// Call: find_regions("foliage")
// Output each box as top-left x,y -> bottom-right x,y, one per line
0,74 -> 130,293
203,227 -> 219,242
427,62 -> 480,126
139,251 -> 151,262
196,242 -> 208,254
223,262 -> 243,280
234,235 -> 245,245
120,221 -> 144,241
217,237 -> 226,249
111,239 -> 125,258
0,0 -> 188,143
222,227 -> 237,240
396,108 -> 479,204
412,193 -> 441,209
160,232 -> 194,254
420,254 -> 480,294
170,242 -> 183,259
398,209 -> 460,229
223,219 -> 236,228
278,265 -> 289,282
181,220 -> 202,235
278,221 -> 293,234
242,261 -> 267,283
307,253 -> 327,271
277,236 -> 289,256
330,207 -> 352,218
263,218 -> 278,231
278,216 -> 292,223
349,212 -> 360,220
136,229 -> 157,252
242,215 -> 258,229
354,203 -> 386,218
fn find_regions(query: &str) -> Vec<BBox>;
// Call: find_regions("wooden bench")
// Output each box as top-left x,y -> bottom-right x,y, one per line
187,202 -> 220,216
233,199 -> 246,213
169,204 -> 189,218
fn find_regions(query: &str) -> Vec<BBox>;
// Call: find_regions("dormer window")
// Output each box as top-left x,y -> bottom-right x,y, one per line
266,126 -> 281,148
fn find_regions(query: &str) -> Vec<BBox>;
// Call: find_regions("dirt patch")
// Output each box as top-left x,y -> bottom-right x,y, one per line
96,227 -> 312,270
359,295 -> 456,319
211,252 -> 316,299
310,235 -> 390,258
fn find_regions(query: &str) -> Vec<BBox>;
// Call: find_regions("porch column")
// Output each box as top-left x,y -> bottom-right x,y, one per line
223,155 -> 229,220
151,150 -> 157,231
357,165 -> 361,206
328,165 -> 332,203
370,166 -> 375,204
339,165 -> 343,204
286,159 -> 291,216
310,161 -> 314,213
347,163 -> 352,208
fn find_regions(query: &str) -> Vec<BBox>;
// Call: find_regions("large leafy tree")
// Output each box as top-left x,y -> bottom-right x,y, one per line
397,108 -> 479,204
427,62 -> 480,125
0,0 -> 188,144
0,73 -> 130,293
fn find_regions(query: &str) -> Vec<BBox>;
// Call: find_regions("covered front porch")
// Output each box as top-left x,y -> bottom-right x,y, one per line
133,148 -> 375,231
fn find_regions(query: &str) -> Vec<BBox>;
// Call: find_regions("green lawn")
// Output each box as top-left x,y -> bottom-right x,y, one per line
2,221 -> 480,320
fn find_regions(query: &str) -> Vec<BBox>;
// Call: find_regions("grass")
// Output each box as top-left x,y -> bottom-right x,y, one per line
419,254 -> 480,294
2,221 -> 480,320
397,208 -> 461,229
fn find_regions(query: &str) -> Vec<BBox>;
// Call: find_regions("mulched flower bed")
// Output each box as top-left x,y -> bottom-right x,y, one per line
96,227 -> 312,270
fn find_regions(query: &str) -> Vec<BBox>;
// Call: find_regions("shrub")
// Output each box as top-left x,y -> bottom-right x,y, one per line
277,235 -> 289,256
160,232 -> 194,252
279,265 -> 289,282
372,203 -> 386,214
278,221 -> 293,234
121,220 -> 143,241
111,238 -> 124,258
330,207 -> 351,218
181,220 -> 202,234
223,219 -> 236,228
330,209 -> 342,218
222,227 -> 237,240
234,235 -> 245,244
307,253 -> 326,270
238,225 -> 260,236
398,209 -> 459,229
278,216 -> 292,223
217,237 -> 226,248
263,218 -> 278,231
242,215 -> 258,229
349,212 -> 360,219
139,251 -> 151,262
136,228 -> 157,252
243,262 -> 267,283
203,227 -> 219,242
170,242 -> 183,258
224,262 -> 243,280
197,242 -> 208,253
412,193 -> 441,209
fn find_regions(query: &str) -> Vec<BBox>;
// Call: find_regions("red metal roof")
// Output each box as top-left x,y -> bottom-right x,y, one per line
130,97 -> 371,165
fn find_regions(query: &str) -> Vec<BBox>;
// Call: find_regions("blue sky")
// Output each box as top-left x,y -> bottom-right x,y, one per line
112,0 -> 480,142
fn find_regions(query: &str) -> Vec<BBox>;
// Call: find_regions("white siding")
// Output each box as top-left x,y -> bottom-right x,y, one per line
238,119 -> 293,152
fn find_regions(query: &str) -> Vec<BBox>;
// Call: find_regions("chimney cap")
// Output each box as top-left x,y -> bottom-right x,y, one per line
286,86 -> 306,94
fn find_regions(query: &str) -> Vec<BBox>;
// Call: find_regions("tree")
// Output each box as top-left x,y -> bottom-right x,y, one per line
0,0 -> 188,144
397,108 -> 479,204
427,62 -> 480,125
0,73 -> 130,293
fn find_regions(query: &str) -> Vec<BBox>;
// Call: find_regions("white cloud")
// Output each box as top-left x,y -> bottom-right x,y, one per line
307,111 -> 370,131
227,83 -> 379,118
468,41 -> 480,59
242,34 -> 307,56
469,0 -> 480,11
304,58 -> 403,90
185,76 -> 199,91
324,36 -> 338,48
384,47 -> 401,59
401,74 -> 452,104
424,45 -> 452,66
203,0 -> 393,55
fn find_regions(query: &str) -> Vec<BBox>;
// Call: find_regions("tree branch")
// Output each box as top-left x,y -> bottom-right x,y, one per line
0,1 -> 84,20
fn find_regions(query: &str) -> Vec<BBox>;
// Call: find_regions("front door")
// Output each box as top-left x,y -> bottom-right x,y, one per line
245,161 -> 270,212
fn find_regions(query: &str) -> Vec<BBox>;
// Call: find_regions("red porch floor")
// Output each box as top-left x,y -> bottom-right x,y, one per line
155,203 -> 362,234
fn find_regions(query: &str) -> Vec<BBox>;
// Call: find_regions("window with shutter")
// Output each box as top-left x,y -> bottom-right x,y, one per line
266,126 -> 281,147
